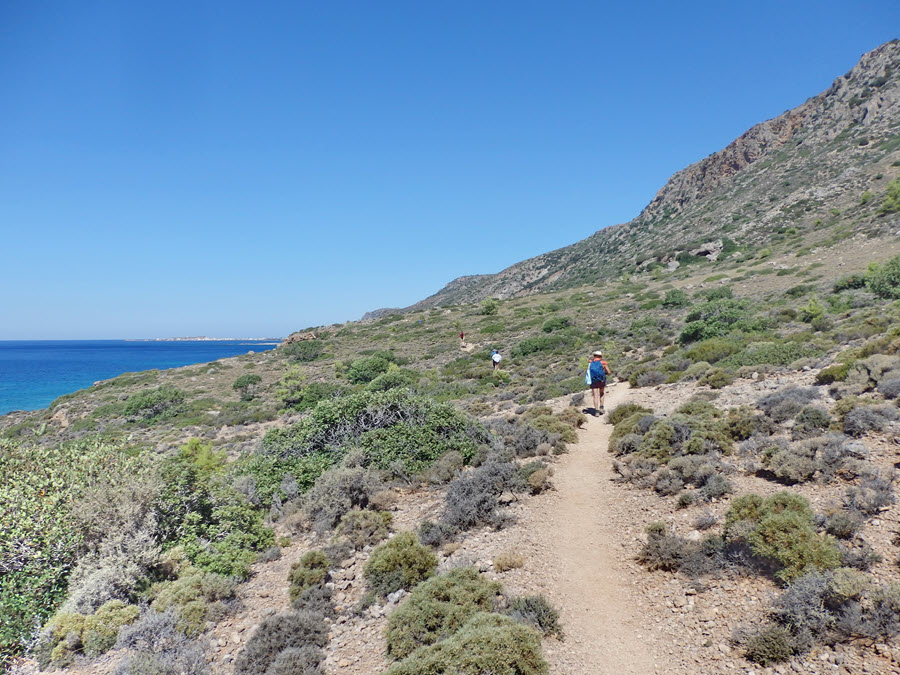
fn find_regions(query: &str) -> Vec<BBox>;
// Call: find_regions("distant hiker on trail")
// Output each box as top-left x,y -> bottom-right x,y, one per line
491,349 -> 502,370
585,350 -> 610,416
460,331 -> 465,342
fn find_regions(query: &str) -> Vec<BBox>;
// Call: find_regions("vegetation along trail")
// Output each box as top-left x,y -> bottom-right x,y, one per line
524,383 -> 663,674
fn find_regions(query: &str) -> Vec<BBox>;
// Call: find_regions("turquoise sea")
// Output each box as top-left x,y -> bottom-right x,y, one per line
0,340 -> 279,416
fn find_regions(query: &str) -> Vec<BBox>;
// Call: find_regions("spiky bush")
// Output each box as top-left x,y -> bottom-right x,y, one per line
288,551 -> 331,603
442,462 -> 523,532
113,609 -> 207,675
385,567 -> 501,660
233,610 -> 327,675
724,492 -> 841,583
384,613 -> 548,675
506,595 -> 562,638
334,509 -> 392,550
303,466 -> 382,533
364,532 -> 438,598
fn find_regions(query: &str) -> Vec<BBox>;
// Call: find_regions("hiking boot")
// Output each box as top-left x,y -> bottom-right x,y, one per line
598,407 -> 605,415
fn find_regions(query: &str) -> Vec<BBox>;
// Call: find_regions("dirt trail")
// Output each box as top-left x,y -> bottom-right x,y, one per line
523,383 -> 663,674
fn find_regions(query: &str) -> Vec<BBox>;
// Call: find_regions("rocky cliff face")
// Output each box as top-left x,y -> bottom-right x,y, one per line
370,40 -> 900,316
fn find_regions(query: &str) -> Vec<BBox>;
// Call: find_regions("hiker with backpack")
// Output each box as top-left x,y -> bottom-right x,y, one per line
585,350 -> 610,416
491,349 -> 502,370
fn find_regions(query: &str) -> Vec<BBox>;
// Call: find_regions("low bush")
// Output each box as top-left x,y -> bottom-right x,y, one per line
793,406 -> 831,437
385,567 -> 501,660
233,610 -> 328,675
367,368 -> 421,392
757,387 -> 819,422
442,462 -> 523,532
494,552 -> 525,572
384,612 -> 548,675
865,255 -> 900,299
364,532 -> 438,598
124,386 -> 185,421
662,288 -> 690,308
636,370 -> 667,387
483,418 -> 561,458
724,492 -> 841,582
743,623 -> 795,665
303,466 -> 382,533
149,563 -> 237,637
815,363 -> 851,385
685,338 -> 739,363
114,609 -> 207,675
261,390 -> 490,476
843,405 -> 898,437
698,368 -> 733,389
541,316 -> 572,332
608,403 -> 653,426
282,339 -> 325,362
288,551 -> 331,603
510,334 -> 577,358
233,374 -> 263,401
37,600 -> 140,668
335,509 -> 392,550
506,594 -> 562,638
844,474 -> 895,515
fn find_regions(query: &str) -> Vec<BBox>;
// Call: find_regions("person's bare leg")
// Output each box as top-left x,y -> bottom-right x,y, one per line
591,387 -> 600,414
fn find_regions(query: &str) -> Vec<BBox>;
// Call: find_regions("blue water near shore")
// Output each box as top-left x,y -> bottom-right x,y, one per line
0,340 -> 279,416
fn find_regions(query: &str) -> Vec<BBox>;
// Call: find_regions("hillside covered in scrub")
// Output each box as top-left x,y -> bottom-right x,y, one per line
367,40 -> 900,316
3,41 -> 900,675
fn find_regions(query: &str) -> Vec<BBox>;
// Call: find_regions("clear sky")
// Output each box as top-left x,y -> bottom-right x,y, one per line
1,2 -> 898,339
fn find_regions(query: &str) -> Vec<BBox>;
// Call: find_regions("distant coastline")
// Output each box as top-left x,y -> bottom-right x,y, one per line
125,337 -> 283,342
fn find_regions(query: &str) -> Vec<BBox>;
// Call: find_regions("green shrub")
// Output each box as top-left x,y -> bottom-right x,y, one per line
541,316 -> 572,332
718,341 -> 823,369
724,492 -> 841,582
685,338 -> 739,363
233,374 -> 263,401
38,600 -> 140,667
526,415 -> 577,444
367,368 -> 421,392
150,564 -> 237,637
124,385 -> 185,421
347,354 -> 393,384
364,532 -> 438,597
288,551 -> 331,603
278,367 -> 347,411
865,255 -> 900,299
261,389 -> 490,476
386,567 -> 501,659
608,403 -> 653,426
815,363 -> 850,385
744,623 -> 795,665
0,438 -> 142,665
833,274 -> 867,292
879,177 -> 900,213
698,368 -> 733,389
384,612 -> 548,675
281,339 -> 325,362
662,288 -> 690,308
155,441 -> 274,577
510,334 -> 577,358
480,298 -> 500,315
678,298 -> 767,344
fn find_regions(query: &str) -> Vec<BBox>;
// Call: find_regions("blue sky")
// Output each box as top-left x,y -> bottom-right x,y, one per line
2,2 -> 898,339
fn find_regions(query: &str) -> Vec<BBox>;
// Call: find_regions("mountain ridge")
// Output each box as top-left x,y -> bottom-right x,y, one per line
364,39 -> 900,319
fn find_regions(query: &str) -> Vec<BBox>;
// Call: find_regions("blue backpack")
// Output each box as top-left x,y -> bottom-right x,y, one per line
589,360 -> 607,385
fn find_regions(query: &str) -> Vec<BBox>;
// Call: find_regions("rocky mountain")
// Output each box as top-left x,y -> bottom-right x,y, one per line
368,39 -> 900,317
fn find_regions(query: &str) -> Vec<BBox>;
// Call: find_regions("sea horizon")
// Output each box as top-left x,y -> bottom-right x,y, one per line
0,339 -> 279,416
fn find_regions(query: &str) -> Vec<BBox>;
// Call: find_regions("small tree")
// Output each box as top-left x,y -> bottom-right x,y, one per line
865,255 -> 900,299
880,177 -> 900,213
233,374 -> 263,401
480,298 -> 499,316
